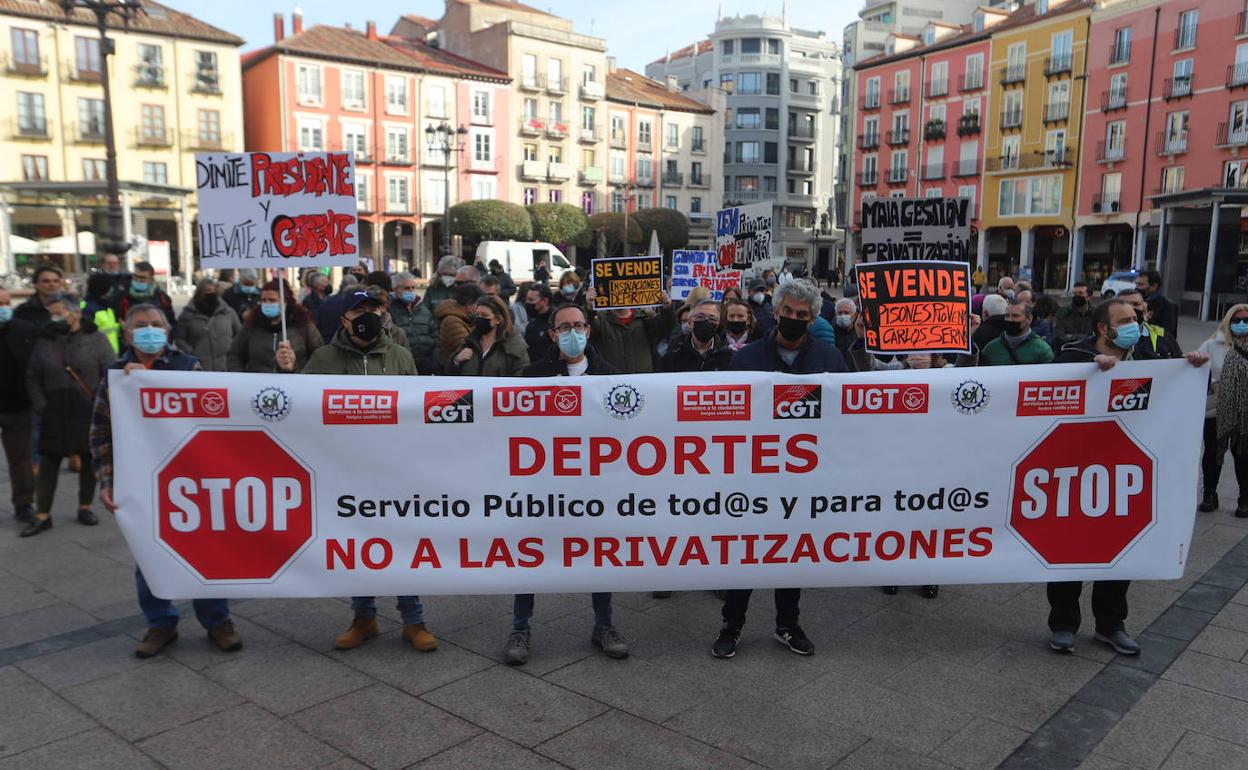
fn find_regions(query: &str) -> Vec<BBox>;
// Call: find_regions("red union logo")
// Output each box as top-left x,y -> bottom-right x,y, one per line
424,389 -> 474,424
1017,381 -> 1086,417
322,390 -> 397,425
1109,378 -> 1152,412
140,388 -> 230,418
677,385 -> 751,421
773,384 -> 822,419
842,384 -> 929,414
493,386 -> 581,417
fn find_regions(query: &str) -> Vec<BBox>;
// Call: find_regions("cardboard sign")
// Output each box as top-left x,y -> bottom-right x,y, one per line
715,201 -> 773,273
671,250 -> 744,302
854,260 -> 973,355
591,256 -> 664,310
860,197 -> 971,262
195,151 -> 360,268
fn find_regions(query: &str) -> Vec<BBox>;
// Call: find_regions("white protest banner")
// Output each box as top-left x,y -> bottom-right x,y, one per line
860,196 -> 971,262
716,201 -> 773,273
670,250 -> 744,303
110,361 -> 1204,599
195,151 -> 360,269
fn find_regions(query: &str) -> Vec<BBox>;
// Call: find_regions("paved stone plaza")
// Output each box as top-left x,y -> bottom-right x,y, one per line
1,322 -> 1247,770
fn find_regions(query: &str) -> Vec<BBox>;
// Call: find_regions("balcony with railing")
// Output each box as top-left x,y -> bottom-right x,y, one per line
861,93 -> 881,110
579,80 -> 604,100
521,160 -> 546,179
136,126 -> 173,147
788,123 -> 816,141
519,73 -> 543,91
1216,122 -> 1248,147
185,130 -> 233,152
75,121 -> 106,143
957,114 -> 981,136
886,166 -> 908,184
1229,62 -> 1248,90
1043,101 -> 1070,124
1109,40 -> 1132,66
1044,54 -> 1073,78
193,67 -> 221,94
609,129 -> 627,148
1091,193 -> 1121,213
688,174 -> 709,188
548,162 -> 573,181
1155,130 -> 1188,156
3,51 -> 47,77
985,150 -> 1070,172
856,170 -> 878,188
1102,88 -> 1128,111
134,63 -> 166,88
921,162 -> 945,180
578,125 -> 600,143
1163,75 -> 1193,101
924,119 -> 946,141
578,167 -> 603,184
1000,109 -> 1023,131
888,87 -> 911,105
661,170 -> 684,186
691,139 -> 706,154
546,76 -> 568,95
634,171 -> 655,188
886,128 -> 910,146
545,121 -> 569,139
1000,64 -> 1026,86
69,61 -> 102,83
985,154 -> 1019,173
926,79 -> 948,98
1095,140 -> 1126,163
960,71 -> 985,92
788,89 -> 821,109
858,132 -> 880,150
953,158 -> 979,177
11,117 -> 49,139
787,158 -> 813,174
637,138 -> 653,153
519,116 -> 544,136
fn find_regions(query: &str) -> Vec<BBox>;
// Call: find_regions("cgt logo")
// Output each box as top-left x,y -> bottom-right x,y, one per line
1017,381 -> 1086,417
492,386 -> 581,417
677,385 -> 751,421
424,390 -> 474,424
323,390 -> 398,425
140,388 -> 229,419
773,384 -> 822,419
842,384 -> 929,414
1109,378 -> 1152,412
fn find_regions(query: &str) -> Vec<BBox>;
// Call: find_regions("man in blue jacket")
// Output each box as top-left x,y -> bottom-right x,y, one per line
714,280 -> 845,661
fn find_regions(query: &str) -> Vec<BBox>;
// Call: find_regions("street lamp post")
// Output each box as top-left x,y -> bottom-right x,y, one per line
424,122 -> 467,258
60,0 -> 142,262
613,182 -> 636,257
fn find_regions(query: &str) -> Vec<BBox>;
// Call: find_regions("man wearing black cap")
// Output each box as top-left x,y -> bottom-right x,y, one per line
746,278 -> 775,337
301,288 -> 416,375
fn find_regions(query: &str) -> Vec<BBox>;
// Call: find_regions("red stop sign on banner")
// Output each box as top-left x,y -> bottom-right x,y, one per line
1008,420 -> 1155,567
156,429 -> 314,581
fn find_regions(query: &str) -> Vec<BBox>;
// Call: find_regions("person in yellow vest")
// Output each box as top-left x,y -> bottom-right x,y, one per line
1121,289 -> 1181,359
82,273 -> 121,354
971,267 -> 986,293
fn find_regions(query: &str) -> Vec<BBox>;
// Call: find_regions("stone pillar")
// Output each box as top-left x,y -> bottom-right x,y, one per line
1155,208 -> 1168,274
977,228 -> 988,273
1068,227 -> 1086,293
1202,203 -> 1222,322
1132,224 -> 1147,271
1019,226 -> 1034,278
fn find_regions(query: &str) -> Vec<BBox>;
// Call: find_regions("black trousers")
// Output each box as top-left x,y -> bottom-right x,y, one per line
722,588 -> 801,630
1202,417 -> 1248,503
1046,581 -> 1129,634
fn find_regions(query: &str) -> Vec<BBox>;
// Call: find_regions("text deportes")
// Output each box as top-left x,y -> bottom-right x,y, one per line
508,434 -> 819,476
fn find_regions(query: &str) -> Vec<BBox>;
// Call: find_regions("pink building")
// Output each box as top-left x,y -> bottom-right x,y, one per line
1077,0 -> 1248,317
851,25 -> 992,263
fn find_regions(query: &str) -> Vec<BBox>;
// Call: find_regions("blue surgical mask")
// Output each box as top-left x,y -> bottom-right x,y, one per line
400,290 -> 417,304
241,284 -> 259,295
1111,322 -> 1141,350
558,329 -> 588,358
1232,320 -> 1248,337
560,285 -> 578,297
130,280 -> 151,295
132,326 -> 167,354
260,302 -> 281,319
0,306 -> 11,323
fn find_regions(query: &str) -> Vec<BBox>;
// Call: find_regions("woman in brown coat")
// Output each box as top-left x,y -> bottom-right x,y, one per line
227,278 -> 323,373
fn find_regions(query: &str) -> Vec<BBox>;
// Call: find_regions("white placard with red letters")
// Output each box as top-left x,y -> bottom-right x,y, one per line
108,360 -> 1205,598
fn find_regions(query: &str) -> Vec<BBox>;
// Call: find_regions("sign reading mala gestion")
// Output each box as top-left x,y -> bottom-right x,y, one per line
591,256 -> 664,309
196,151 -> 360,269
670,250 -> 744,303
716,201 -> 773,271
860,197 -> 971,262
855,260 -> 973,355
110,362 -> 1206,598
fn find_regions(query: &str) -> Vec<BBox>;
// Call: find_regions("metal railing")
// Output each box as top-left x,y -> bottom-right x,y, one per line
12,117 -> 50,139
609,130 -> 627,148
1091,193 -> 1121,213
1228,62 -> 1248,89
960,72 -> 984,92
1163,75 -> 1193,100
1000,64 -> 1026,86
75,121 -> 106,142
921,163 -> 945,180
1102,88 -> 1128,111
926,79 -> 948,98
1000,109 -> 1023,130
661,171 -> 684,186
788,124 -> 816,140
886,166 -> 908,184
886,128 -> 910,146
519,116 -> 545,135
957,115 -> 980,136
858,132 -> 880,150
1109,40 -> 1131,66
135,126 -> 173,147
856,171 -> 878,187
888,87 -> 910,104
1095,140 -> 1126,163
1043,101 -> 1070,123
1155,130 -> 1188,155
1044,54 -> 1072,77
861,94 -> 881,110
3,51 -> 48,76
953,158 -> 979,177
924,119 -> 945,141
1216,122 -> 1248,147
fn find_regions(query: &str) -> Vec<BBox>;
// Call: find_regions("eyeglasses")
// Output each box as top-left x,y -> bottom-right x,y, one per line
454,280 -> 474,286
473,314 -> 495,322
689,313 -> 717,323
554,322 -> 590,334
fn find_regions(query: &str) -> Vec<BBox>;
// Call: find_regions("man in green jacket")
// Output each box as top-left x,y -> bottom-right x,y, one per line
390,272 -> 439,373
584,286 -> 676,373
980,299 -> 1054,366
301,289 -> 417,376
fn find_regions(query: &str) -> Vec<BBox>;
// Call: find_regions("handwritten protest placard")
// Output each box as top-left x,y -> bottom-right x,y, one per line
715,201 -> 773,272
671,250 -> 744,303
854,260 -> 972,355
592,256 -> 664,310
860,197 -> 971,262
195,151 -> 360,268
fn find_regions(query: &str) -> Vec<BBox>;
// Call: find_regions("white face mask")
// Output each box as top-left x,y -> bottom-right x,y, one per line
834,313 -> 854,329
441,275 -> 456,287
752,292 -> 766,304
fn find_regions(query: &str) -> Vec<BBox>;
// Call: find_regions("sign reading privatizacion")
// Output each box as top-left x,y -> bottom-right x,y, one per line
716,201 -> 773,272
591,255 -> 664,309
108,361 -> 1205,598
195,151 -> 360,268
670,250 -> 744,303
860,196 -> 971,262
854,260 -> 973,355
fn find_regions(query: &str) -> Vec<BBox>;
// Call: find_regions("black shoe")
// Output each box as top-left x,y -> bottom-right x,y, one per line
1237,504 -> 1248,519
774,626 -> 814,655
920,585 -> 939,599
1198,492 -> 1218,513
651,591 -> 672,599
881,586 -> 899,595
14,505 -> 35,524
712,625 -> 741,659
77,509 -> 98,526
19,516 -> 51,538
712,590 -> 727,600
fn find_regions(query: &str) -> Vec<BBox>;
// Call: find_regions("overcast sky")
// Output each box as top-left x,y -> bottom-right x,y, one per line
163,0 -> 862,72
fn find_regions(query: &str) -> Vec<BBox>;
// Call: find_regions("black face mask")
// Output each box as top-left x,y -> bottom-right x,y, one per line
348,312 -> 382,343
1003,320 -> 1025,336
197,294 -> 220,312
776,315 -> 807,343
692,318 -> 719,343
1134,310 -> 1146,325
524,302 -> 539,317
1071,295 -> 1089,309
472,316 -> 494,337
724,320 -> 748,335
46,319 -> 70,336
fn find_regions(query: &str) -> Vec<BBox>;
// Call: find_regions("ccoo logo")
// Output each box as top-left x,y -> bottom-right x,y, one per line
323,390 -> 397,425
1109,378 -> 1152,412
677,385 -> 751,421
1017,381 -> 1085,417
773,384 -> 822,419
425,390 -> 474,423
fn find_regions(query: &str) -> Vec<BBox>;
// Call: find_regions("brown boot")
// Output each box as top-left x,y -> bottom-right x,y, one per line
402,623 -> 438,652
208,620 -> 243,652
335,617 -> 379,650
135,627 -> 178,658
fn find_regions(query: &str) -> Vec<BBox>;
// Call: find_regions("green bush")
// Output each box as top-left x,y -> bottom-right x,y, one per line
448,200 -> 533,242
588,212 -> 644,257
631,207 -> 690,254
527,203 -> 591,247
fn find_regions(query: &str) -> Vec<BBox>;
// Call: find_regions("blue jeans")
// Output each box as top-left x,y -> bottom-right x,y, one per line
512,593 -> 612,632
350,596 -> 424,625
135,568 -> 230,631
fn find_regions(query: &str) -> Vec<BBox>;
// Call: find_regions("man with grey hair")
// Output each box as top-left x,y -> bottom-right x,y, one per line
714,279 -> 844,660
390,271 -> 439,373
830,297 -> 858,356
424,256 -> 464,310
997,276 -> 1015,299
974,292 -> 1010,351
455,265 -> 481,286
91,304 -> 243,659
223,268 -> 261,319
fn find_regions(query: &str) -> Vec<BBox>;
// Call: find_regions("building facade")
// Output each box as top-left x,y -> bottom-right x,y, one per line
647,12 -> 843,276
0,1 -> 243,276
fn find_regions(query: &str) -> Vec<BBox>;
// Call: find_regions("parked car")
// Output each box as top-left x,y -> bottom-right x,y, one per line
475,241 -> 576,285
1100,270 -> 1139,298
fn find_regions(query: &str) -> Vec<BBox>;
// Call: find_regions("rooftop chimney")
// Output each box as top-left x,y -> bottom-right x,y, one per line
292,7 -> 303,35
273,12 -> 284,41
665,74 -> 678,92
607,55 -> 617,73
366,20 -> 378,41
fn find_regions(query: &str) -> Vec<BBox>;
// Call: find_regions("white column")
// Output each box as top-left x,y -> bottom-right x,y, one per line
977,228 -> 988,273
1202,203 -> 1222,322
178,198 -> 193,279
0,192 -> 13,276
1155,208 -> 1168,274
1132,225 -> 1147,271
121,192 -> 134,270
1019,226 -> 1034,277
845,232 -> 857,272
1068,227 -> 1086,293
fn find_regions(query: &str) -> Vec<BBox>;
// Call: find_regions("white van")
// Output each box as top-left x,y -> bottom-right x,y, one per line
475,241 -> 575,285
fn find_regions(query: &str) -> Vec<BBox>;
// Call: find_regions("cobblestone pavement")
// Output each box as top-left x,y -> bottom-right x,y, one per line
0,318 -> 1245,770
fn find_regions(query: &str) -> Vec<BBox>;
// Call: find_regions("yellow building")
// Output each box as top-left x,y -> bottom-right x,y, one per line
981,0 -> 1092,288
0,1 -> 243,277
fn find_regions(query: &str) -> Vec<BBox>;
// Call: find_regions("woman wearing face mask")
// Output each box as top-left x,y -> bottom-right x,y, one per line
722,299 -> 755,351
175,279 -> 240,372
435,282 -> 484,369
227,279 -> 323,374
1198,304 -> 1248,516
557,273 -> 587,309
449,296 -> 531,377
21,296 -> 115,536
